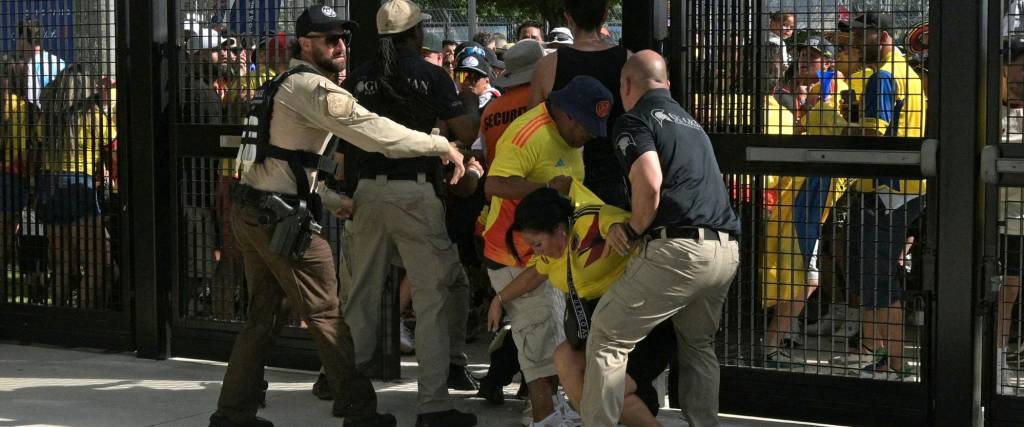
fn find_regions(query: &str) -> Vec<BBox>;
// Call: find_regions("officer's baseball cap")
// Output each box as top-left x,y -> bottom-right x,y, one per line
377,0 -> 431,35
296,5 -> 358,37
548,75 -> 614,138
849,11 -> 893,33
798,35 -> 835,59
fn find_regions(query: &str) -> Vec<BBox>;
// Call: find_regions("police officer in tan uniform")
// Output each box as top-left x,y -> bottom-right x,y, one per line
209,5 -> 464,427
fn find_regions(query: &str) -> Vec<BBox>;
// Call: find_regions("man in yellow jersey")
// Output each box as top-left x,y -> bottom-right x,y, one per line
483,75 -> 614,425
762,35 -> 851,366
845,11 -> 927,380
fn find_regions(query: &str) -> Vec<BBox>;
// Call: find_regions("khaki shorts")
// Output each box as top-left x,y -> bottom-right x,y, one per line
488,266 -> 565,382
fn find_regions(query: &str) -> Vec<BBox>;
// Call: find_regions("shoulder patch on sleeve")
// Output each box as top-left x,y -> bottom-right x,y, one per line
318,81 -> 355,118
616,133 -> 636,157
327,92 -> 354,117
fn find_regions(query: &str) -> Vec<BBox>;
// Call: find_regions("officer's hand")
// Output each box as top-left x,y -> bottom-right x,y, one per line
547,175 -> 572,196
441,142 -> 466,185
212,249 -> 222,263
333,195 -> 355,219
487,296 -> 504,332
608,222 -> 635,256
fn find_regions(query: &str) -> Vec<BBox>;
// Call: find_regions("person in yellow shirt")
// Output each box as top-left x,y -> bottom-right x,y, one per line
0,54 -> 32,279
762,37 -> 852,367
485,183 -> 675,426
483,75 -> 613,426
845,11 -> 928,379
35,64 -> 115,310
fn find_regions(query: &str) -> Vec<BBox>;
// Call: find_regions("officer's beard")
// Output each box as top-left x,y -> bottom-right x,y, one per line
312,47 -> 344,75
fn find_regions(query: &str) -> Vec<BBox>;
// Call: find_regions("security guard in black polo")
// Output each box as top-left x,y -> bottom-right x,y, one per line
580,50 -> 741,427
340,1 -> 478,426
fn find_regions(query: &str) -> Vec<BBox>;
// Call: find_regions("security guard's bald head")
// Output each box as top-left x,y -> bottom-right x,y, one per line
620,50 -> 669,111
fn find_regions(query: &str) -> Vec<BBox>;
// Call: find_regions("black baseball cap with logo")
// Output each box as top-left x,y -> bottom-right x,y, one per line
296,5 -> 358,37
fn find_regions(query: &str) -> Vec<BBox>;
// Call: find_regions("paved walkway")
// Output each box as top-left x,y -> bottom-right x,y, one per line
0,342 -> 838,427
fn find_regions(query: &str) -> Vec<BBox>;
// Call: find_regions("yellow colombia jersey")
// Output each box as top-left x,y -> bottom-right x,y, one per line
761,76 -> 852,308
702,93 -> 795,135
1,92 -> 30,173
45,105 -> 115,176
531,181 -> 631,300
761,175 -> 848,308
855,51 -> 927,196
800,79 -> 849,136
481,102 -> 585,267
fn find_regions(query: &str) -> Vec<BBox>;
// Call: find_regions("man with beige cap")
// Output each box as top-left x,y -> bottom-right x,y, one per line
341,1 -> 478,426
209,4 -> 464,427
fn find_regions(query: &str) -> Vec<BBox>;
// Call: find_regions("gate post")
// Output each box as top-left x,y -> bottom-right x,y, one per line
933,0 -> 987,424
621,0 -> 667,54
123,0 -> 172,359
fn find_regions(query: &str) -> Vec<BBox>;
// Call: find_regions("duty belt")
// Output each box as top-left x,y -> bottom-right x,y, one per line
230,183 -> 303,207
647,226 -> 737,242
359,171 -> 432,184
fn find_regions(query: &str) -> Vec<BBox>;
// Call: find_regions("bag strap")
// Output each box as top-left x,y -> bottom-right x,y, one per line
565,205 -> 601,342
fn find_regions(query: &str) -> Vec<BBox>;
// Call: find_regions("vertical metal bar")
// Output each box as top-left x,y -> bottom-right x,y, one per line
126,0 -> 171,359
669,0 -> 687,101
932,0 -> 985,423
980,0 -> 1005,411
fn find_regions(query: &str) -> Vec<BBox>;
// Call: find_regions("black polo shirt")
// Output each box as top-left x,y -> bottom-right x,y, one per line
612,88 -> 740,235
342,51 -> 465,181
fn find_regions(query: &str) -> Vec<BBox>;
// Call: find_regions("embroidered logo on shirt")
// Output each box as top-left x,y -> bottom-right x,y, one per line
616,134 -> 635,156
651,109 -> 702,130
555,158 -> 566,167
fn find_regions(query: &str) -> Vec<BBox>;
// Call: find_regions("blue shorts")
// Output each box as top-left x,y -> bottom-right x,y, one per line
1,172 -> 27,214
36,172 -> 101,224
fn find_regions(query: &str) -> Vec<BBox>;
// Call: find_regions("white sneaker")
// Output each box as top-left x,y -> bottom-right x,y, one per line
802,305 -> 843,333
529,411 -> 565,427
399,322 -> 415,354
554,391 -> 582,427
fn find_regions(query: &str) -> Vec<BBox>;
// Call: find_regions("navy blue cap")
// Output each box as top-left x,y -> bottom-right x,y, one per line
548,75 -> 614,138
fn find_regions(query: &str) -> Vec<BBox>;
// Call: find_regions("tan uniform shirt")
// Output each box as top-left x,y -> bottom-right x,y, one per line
242,58 -> 451,195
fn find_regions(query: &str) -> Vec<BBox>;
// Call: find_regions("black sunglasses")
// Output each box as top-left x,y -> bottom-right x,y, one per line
307,32 -> 351,46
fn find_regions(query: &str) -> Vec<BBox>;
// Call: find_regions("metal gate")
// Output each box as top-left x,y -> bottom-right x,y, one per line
162,0 -> 412,378
0,0 -> 131,350
667,0 -> 939,424
982,1 -> 1024,424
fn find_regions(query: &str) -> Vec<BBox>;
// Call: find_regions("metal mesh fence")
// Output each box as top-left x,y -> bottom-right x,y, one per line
686,0 -> 928,136
1,0 -> 121,312
686,0 -> 930,383
718,174 -> 926,382
997,6 -> 1024,395
176,0 -> 348,125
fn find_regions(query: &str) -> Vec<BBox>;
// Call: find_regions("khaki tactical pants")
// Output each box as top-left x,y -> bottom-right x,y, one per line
581,232 -> 739,427
347,178 -> 462,413
216,203 -> 376,423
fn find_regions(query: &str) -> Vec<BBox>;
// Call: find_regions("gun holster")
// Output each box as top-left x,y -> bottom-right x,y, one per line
259,194 -> 322,259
